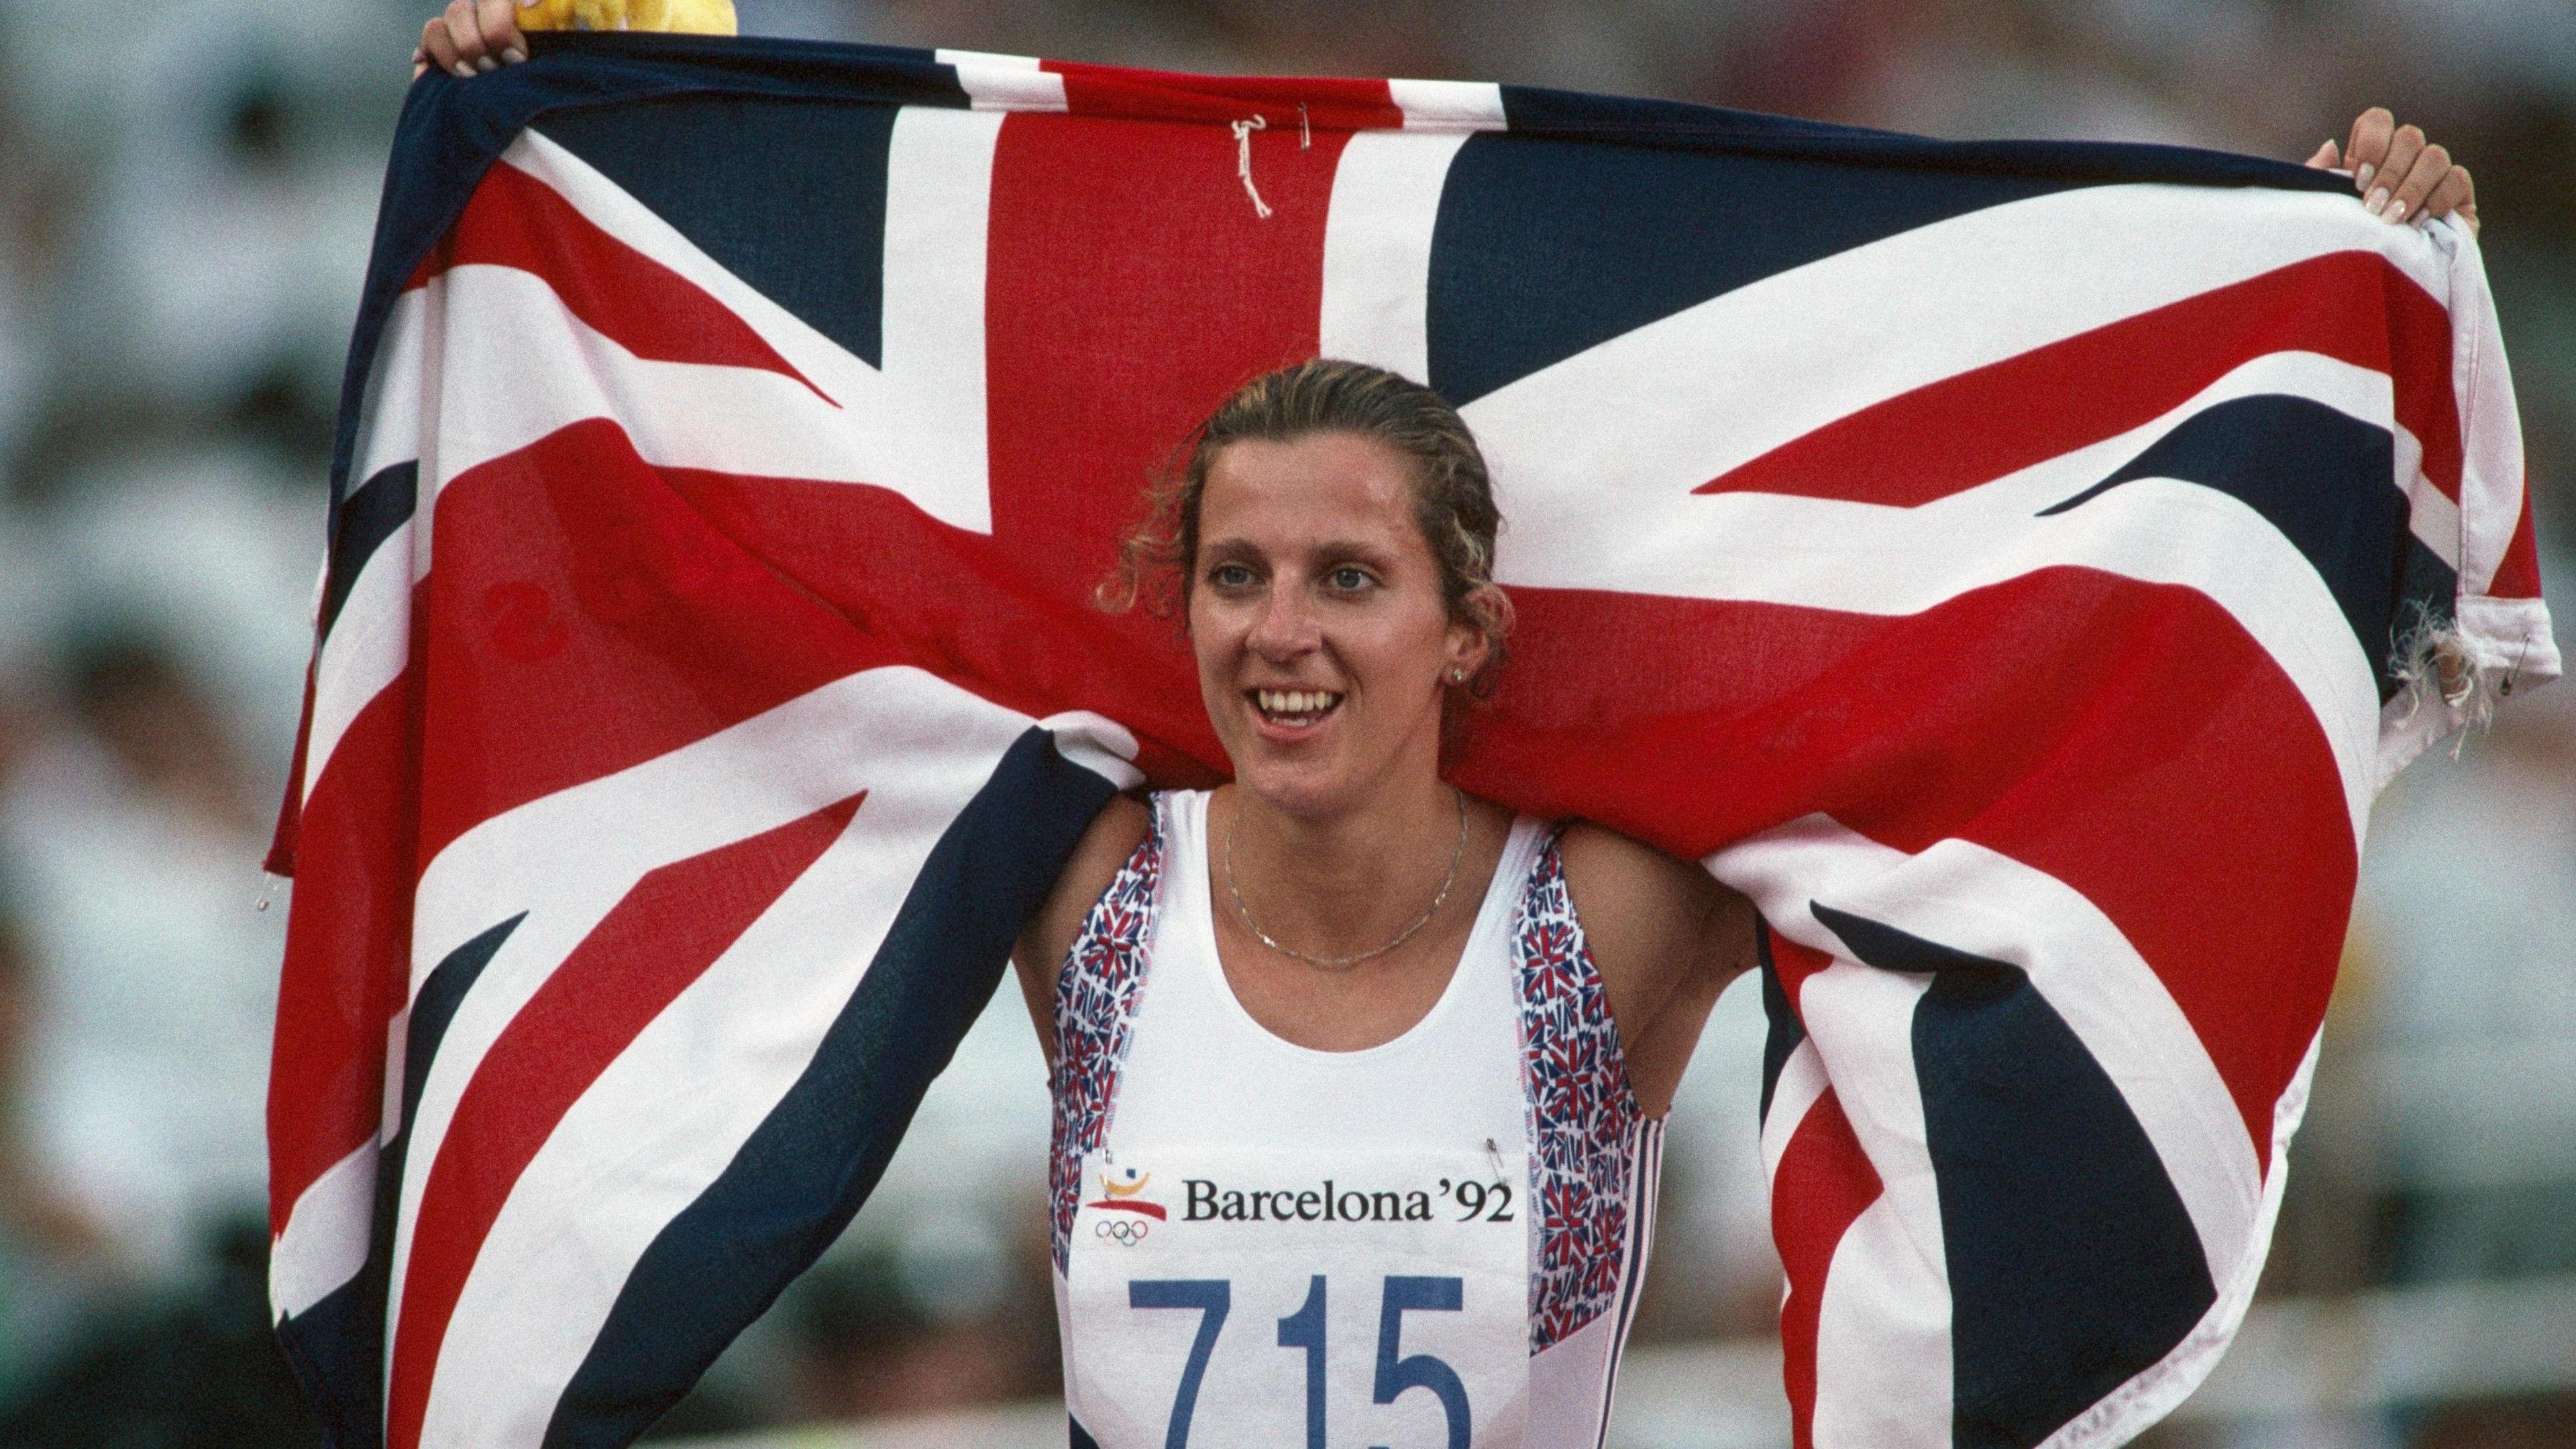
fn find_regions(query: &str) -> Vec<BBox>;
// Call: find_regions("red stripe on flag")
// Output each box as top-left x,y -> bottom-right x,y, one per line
1766,929 -> 1837,1008
651,464 -> 1228,789
1462,570 -> 2352,1169
2488,485 -> 2543,600
978,105 -> 1352,780
417,419 -> 888,871
266,653 -> 317,877
1698,252 -> 2458,508
383,792 -> 861,1449
268,603 -> 425,1232
414,160 -> 828,401
1771,1087 -> 1882,1449
1042,61 -> 1404,129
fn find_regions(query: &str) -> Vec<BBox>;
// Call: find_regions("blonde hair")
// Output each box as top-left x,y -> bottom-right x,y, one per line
1101,358 -> 1513,693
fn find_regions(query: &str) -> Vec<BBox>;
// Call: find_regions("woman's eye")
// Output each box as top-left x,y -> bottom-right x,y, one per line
1210,564 -> 1256,589
1328,567 -> 1373,591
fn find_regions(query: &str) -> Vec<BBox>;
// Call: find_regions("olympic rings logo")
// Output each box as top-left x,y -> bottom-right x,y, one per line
1095,1218 -> 1152,1246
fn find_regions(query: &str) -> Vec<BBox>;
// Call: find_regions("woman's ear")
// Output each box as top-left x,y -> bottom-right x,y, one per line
1446,583 -> 1509,685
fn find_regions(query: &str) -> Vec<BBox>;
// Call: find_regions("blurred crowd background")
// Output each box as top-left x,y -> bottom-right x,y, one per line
0,0 -> 2567,1445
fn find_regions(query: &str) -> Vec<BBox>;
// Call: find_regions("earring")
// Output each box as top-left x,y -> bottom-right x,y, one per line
1450,669 -> 1466,683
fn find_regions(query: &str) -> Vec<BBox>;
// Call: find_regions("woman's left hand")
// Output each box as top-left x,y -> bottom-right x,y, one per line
2306,107 -> 2478,236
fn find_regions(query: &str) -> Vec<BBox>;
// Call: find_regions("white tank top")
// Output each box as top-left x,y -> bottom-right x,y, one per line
1049,791 -> 1663,1449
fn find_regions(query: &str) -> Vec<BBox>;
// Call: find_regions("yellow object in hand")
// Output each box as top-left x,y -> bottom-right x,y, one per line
515,0 -> 738,34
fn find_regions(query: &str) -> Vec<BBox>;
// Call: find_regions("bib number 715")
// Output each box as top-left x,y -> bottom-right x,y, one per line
1128,1273 -> 1471,1449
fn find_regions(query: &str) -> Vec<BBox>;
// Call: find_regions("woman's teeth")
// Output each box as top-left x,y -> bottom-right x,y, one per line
1254,688 -> 1342,724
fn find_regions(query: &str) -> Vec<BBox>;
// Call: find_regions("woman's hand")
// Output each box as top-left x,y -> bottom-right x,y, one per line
415,0 -> 533,79
2306,107 -> 2479,236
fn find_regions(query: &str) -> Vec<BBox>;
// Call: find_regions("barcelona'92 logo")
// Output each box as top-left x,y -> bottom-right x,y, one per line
1087,1164 -> 1167,1220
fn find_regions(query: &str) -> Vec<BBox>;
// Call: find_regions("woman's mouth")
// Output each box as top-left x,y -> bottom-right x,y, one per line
1248,688 -> 1344,731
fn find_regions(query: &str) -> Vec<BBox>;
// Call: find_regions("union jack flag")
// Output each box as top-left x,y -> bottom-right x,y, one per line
264,34 -> 2559,1449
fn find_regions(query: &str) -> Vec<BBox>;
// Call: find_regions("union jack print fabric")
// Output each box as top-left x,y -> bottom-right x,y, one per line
1511,829 -> 1652,1354
1048,796 -> 1166,1269
265,32 -> 2559,1449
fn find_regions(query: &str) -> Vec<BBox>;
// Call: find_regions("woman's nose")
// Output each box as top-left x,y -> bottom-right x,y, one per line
1247,584 -> 1318,658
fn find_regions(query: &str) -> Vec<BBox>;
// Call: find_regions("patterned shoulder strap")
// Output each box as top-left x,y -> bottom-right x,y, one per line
1046,794 -> 1167,1268
1511,824 -> 1649,1350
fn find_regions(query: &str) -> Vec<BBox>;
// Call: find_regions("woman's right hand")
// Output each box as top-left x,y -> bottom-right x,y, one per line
415,0 -> 534,79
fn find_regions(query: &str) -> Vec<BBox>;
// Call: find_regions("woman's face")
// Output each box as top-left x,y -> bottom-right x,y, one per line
1189,431 -> 1484,818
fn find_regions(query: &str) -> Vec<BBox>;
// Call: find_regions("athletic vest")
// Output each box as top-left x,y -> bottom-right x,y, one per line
1049,790 -> 1662,1449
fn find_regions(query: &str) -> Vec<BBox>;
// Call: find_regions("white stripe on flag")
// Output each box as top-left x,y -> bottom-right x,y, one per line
934,49 -> 1069,112
419,675 -> 1038,1446
1500,348 -> 2394,847
418,265 -> 884,502
1389,78 -> 1507,131
1320,128 -> 1472,384
1466,182 -> 2447,511
271,1142 -> 377,1318
303,511 -> 415,806
2393,418 -> 2460,570
301,289 -> 430,806
2436,219 -> 2524,600
1760,1038 -> 1831,1183
1799,962 -> 1953,1449
386,667 -> 1021,1369
1711,814 -> 2263,1287
1038,711 -> 1146,790
2037,1030 -> 2322,1449
505,115 -> 1006,533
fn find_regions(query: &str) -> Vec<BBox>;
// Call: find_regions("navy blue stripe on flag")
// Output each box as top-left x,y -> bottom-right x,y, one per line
534,95 -> 905,370
331,34 -> 971,525
321,461 -> 417,645
1811,904 -> 2215,1449
274,912 -> 523,1449
2040,393 -> 2445,695
276,1269 -> 388,1449
1755,922 -> 1801,1126
1493,84 -> 2349,197
1426,135 -> 2080,407
542,726 -> 1122,1448
400,914 -> 527,1137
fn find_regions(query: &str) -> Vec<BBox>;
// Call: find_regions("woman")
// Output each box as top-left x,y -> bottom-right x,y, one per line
1015,360 -> 1747,1448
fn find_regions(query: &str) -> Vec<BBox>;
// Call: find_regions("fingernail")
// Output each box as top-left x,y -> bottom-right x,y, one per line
501,46 -> 525,63
474,55 -> 496,72
2365,188 -> 2389,216
2355,163 -> 2375,190
453,62 -> 475,78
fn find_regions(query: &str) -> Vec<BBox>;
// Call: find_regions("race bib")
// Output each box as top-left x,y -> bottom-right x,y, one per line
1067,1146 -> 1530,1449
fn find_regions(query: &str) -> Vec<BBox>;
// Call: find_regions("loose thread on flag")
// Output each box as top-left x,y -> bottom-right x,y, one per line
2388,601 -> 2520,760
1298,103 -> 1310,150
1232,115 -> 1273,219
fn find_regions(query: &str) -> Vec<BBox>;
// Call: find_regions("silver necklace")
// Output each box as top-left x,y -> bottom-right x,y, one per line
1225,786 -> 1468,970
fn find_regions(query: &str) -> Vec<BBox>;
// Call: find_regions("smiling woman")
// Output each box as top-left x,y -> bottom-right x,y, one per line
1010,359 -> 1758,1448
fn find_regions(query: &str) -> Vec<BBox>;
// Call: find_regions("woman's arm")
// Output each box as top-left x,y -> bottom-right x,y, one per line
1557,824 -> 1761,1118
1008,793 -> 1151,1068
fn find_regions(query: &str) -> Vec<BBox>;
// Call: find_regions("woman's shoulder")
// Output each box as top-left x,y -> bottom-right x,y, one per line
1546,818 -> 1733,981
1014,792 -> 1154,980
1065,791 -> 1157,900
1550,818 -> 1702,899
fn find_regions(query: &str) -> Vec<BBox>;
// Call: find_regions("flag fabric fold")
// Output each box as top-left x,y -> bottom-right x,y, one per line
266,33 -> 2558,1449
